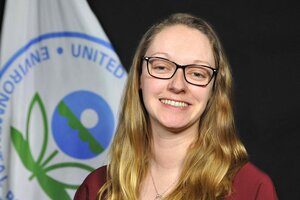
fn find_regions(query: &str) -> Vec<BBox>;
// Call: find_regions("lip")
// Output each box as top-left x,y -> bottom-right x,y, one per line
159,98 -> 190,108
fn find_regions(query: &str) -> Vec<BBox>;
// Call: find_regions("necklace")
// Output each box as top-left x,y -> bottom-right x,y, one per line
149,170 -> 177,200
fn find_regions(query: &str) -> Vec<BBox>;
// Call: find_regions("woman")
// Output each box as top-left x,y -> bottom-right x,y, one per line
74,13 -> 278,200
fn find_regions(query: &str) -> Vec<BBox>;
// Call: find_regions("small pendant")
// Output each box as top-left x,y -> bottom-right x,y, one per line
154,193 -> 163,199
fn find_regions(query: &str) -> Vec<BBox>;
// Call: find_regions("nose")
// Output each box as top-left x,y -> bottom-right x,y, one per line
167,69 -> 187,93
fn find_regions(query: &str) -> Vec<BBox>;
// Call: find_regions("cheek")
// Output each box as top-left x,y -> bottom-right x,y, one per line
140,79 -> 155,114
140,73 -> 153,104
203,83 -> 213,99
140,68 -> 163,95
140,78 -> 158,99
140,66 -> 150,89
193,86 -> 213,105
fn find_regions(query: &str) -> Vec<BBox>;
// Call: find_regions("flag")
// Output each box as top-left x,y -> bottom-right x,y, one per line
0,0 -> 127,199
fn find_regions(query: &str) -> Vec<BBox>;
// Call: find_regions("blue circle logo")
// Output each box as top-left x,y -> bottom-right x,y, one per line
52,90 -> 114,159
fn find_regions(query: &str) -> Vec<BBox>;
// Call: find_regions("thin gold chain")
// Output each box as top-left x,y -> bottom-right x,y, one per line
149,169 -> 177,200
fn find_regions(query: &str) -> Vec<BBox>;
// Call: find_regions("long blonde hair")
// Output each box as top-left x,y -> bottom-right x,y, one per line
98,13 -> 248,200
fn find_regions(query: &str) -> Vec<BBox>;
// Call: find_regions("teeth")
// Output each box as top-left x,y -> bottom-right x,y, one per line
160,99 -> 188,107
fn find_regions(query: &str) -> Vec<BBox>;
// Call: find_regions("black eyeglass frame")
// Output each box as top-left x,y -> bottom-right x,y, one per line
142,56 -> 218,87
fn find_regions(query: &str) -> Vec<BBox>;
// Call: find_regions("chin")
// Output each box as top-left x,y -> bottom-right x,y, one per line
163,123 -> 193,133
161,118 -> 200,134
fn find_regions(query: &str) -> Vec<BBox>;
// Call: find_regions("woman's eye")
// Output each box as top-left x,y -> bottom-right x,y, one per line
154,65 -> 167,70
192,72 -> 203,77
187,68 -> 209,80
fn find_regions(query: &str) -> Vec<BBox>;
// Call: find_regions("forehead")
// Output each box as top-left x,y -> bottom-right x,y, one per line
147,25 -> 215,66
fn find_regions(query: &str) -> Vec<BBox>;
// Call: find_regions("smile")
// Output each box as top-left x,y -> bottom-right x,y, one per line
160,99 -> 188,107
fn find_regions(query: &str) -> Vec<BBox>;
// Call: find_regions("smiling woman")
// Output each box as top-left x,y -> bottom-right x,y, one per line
140,24 -> 215,134
74,13 -> 278,200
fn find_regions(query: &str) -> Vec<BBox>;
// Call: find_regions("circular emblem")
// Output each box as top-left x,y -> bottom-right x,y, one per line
51,90 -> 114,159
1,31 -> 127,199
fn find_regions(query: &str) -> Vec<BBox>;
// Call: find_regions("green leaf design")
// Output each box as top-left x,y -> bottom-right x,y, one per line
11,127 -> 37,172
36,171 -> 71,200
44,162 -> 95,189
10,92 -> 96,200
58,100 -> 104,153
26,93 -> 48,166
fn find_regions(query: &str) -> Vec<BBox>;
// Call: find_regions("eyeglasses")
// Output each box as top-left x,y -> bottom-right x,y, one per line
142,56 -> 218,87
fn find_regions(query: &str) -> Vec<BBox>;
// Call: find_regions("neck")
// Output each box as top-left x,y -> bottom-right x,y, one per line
139,126 -> 198,200
151,127 -> 197,170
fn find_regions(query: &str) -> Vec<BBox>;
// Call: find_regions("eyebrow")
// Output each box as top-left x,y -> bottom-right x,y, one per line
148,52 -> 213,66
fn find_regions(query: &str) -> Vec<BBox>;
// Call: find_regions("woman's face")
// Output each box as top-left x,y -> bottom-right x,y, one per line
140,24 -> 215,133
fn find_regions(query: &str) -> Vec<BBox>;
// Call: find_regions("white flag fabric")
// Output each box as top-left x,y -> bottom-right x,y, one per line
0,0 -> 127,199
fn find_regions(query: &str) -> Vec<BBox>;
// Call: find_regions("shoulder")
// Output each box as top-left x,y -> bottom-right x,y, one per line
227,162 -> 278,200
73,165 -> 107,200
234,162 -> 273,185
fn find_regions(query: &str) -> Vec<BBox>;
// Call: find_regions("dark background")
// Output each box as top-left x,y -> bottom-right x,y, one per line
1,1 -> 299,199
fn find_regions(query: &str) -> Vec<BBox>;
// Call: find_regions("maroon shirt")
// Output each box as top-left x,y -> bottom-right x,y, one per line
74,162 -> 278,200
